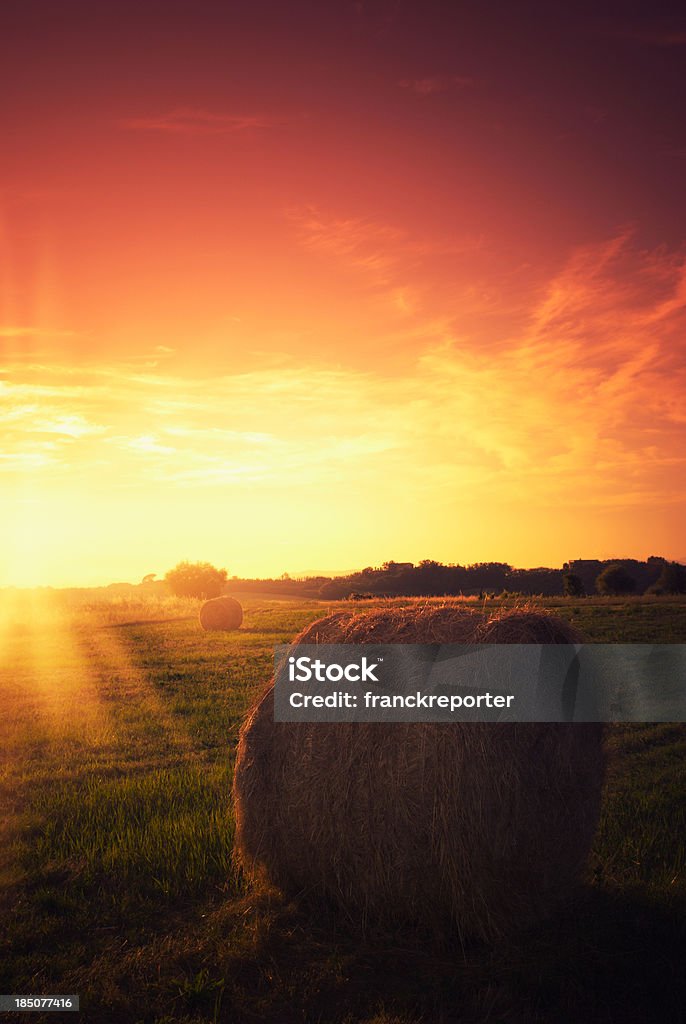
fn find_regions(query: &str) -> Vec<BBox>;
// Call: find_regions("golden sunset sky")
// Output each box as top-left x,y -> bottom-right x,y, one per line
1,2 -> 685,586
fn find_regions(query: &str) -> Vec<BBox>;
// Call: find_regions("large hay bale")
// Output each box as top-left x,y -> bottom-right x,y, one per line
297,603 -> 484,644
233,604 -> 604,941
199,596 -> 243,631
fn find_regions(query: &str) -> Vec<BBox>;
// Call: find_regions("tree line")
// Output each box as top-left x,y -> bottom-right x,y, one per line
161,556 -> 686,600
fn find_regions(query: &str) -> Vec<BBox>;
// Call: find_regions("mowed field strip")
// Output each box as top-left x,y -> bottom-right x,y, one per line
0,592 -> 685,1024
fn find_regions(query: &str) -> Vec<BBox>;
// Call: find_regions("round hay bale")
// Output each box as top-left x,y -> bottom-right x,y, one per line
297,603 -> 485,644
473,607 -> 583,645
233,605 -> 604,941
199,596 -> 243,631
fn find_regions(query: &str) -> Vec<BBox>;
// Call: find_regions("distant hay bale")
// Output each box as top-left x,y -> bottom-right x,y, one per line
199,596 -> 243,631
233,604 -> 604,942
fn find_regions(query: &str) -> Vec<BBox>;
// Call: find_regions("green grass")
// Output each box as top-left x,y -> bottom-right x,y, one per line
27,766 -> 239,899
0,593 -> 685,1023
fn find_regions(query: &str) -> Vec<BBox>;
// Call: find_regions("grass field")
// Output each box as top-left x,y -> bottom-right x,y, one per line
0,592 -> 685,1023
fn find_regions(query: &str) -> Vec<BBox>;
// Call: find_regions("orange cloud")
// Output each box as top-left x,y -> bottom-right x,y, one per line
0,326 -> 77,339
288,207 -> 408,284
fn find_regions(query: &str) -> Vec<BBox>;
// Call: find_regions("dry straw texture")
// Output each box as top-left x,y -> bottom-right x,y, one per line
233,604 -> 604,941
199,596 -> 243,631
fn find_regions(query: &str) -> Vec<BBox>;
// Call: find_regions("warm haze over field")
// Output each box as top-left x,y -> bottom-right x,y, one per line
2,1 -> 686,587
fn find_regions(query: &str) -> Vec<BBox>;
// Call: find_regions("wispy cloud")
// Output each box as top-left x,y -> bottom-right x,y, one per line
288,207 -> 408,286
39,415 -> 105,439
286,205 -> 475,326
118,107 -> 281,135
0,326 -> 77,339
287,206 -> 489,333
0,363 -> 403,486
124,434 -> 177,456
398,75 -> 473,95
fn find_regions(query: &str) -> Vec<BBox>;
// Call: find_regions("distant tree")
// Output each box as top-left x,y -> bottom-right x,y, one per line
141,573 -> 156,584
595,564 -> 636,596
165,561 -> 228,600
318,580 -> 347,600
563,572 -> 585,597
647,561 -> 686,595
508,567 -> 564,596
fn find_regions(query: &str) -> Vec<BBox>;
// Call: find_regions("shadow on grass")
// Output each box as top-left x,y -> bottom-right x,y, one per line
213,886 -> 685,1024
75,883 -> 686,1024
